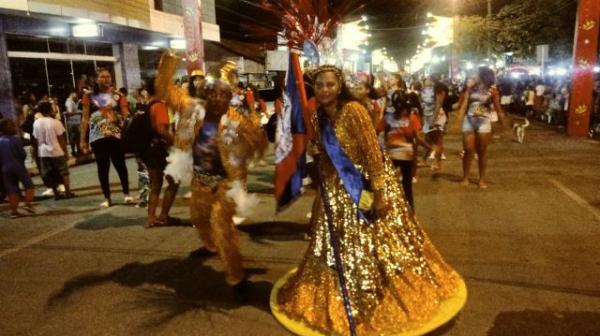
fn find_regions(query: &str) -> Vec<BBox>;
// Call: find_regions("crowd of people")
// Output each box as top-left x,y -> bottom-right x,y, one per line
2,53 -> 600,334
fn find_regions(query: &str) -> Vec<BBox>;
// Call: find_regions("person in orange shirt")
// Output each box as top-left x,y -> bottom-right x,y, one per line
385,91 -> 431,209
143,78 -> 178,227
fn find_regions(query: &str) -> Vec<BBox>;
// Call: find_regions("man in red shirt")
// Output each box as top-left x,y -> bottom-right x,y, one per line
143,78 -> 178,227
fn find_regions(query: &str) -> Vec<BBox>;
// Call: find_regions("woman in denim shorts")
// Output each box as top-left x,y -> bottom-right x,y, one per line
457,67 -> 506,188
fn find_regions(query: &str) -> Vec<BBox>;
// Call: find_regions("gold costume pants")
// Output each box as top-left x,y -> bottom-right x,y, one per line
190,177 -> 244,285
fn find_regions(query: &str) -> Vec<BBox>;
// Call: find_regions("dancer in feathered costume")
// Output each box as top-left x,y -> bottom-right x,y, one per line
162,66 -> 206,186
222,61 -> 267,179
145,53 -> 202,189
189,74 -> 267,289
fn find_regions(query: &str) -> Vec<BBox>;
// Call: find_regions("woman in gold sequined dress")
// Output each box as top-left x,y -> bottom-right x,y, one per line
271,65 -> 466,336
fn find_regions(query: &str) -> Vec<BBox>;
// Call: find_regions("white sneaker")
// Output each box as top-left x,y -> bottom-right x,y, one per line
99,200 -> 111,208
41,188 -> 54,196
123,196 -> 135,204
428,151 -> 435,160
441,153 -> 447,160
233,216 -> 246,225
184,191 -> 192,199
57,184 -> 66,193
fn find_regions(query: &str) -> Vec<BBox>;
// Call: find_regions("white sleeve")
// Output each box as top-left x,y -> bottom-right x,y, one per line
32,120 -> 39,138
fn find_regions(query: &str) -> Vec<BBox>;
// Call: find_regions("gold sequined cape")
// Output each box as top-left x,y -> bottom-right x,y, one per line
276,101 -> 463,335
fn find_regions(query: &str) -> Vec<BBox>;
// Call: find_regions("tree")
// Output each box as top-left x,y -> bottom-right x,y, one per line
454,15 -> 489,60
492,0 -> 576,61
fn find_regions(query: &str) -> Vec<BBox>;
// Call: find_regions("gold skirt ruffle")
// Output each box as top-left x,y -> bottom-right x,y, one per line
273,241 -> 466,336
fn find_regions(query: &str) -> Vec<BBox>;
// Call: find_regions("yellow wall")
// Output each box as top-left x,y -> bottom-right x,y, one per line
36,0 -> 151,24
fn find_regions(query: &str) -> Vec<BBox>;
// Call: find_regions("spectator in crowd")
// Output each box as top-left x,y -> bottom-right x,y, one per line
136,88 -> 150,112
64,91 -> 81,157
32,101 -> 74,199
188,71 -> 207,103
534,79 -> 546,116
385,90 -> 430,209
77,74 -> 88,97
18,92 -> 36,128
385,73 -> 407,116
143,78 -> 178,227
352,75 -> 383,128
119,87 -> 138,114
455,67 -> 507,188
499,77 -> 513,114
49,96 -> 62,121
524,85 -> 535,117
0,118 -> 35,218
125,87 -> 139,113
80,68 -> 133,208
421,76 -> 448,171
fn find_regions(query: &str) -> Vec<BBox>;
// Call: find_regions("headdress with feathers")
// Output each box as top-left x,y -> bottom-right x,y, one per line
258,0 -> 364,49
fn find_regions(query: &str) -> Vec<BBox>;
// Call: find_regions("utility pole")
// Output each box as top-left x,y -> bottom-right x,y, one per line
487,0 -> 492,59
450,0 -> 458,80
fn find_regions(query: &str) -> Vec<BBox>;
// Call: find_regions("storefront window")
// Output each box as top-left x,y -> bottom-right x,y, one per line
85,41 -> 113,56
48,38 -> 68,53
46,60 -> 74,104
68,40 -> 85,54
10,58 -> 48,101
7,35 -> 117,106
6,34 -> 48,53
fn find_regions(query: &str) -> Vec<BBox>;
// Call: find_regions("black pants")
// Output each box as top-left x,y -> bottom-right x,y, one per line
392,159 -> 414,210
68,124 -> 81,156
91,137 -> 129,200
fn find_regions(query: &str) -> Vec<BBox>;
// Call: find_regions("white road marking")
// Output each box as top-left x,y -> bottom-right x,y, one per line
0,208 -> 108,259
549,178 -> 600,222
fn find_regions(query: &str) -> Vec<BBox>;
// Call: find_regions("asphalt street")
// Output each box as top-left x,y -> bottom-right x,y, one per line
1,121 -> 599,336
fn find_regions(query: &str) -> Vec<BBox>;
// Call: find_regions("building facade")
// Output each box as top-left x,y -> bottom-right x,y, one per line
0,0 -> 220,120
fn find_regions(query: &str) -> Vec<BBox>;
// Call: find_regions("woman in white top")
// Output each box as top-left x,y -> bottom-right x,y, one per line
456,67 -> 507,188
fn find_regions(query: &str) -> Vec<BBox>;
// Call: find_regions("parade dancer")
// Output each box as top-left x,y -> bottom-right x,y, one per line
272,65 -> 466,336
149,54 -> 207,204
189,77 -> 267,294
455,67 -> 507,188
421,76 -> 448,171
222,62 -> 267,225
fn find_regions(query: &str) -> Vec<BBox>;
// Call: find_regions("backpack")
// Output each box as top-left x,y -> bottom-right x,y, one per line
265,113 -> 277,143
122,100 -> 160,154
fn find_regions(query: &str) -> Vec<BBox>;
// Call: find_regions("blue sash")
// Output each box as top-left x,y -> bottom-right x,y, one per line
319,113 -> 372,223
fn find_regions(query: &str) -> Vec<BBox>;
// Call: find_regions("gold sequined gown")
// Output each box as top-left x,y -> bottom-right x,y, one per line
276,102 -> 463,335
